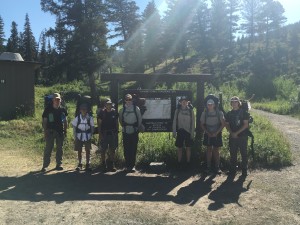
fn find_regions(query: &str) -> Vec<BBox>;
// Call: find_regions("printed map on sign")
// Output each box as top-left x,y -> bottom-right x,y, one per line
142,99 -> 171,119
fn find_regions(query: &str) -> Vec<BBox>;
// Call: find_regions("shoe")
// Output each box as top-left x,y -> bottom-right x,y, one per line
205,167 -> 212,174
41,167 -> 47,172
126,167 -> 135,173
55,165 -> 64,171
76,164 -> 82,171
213,167 -> 221,175
85,164 -> 92,172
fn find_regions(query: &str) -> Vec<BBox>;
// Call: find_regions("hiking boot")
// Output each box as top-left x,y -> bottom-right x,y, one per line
213,167 -> 221,175
85,164 -> 92,172
41,167 -> 47,172
205,167 -> 212,175
55,165 -> 64,171
76,163 -> 83,171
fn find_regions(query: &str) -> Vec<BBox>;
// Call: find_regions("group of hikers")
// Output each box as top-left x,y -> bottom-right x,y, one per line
41,92 -> 250,177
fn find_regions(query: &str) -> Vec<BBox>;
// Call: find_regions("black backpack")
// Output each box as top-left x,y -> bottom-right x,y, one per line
75,94 -> 93,117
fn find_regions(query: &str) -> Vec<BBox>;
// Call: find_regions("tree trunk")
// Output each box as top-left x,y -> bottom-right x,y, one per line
88,72 -> 98,104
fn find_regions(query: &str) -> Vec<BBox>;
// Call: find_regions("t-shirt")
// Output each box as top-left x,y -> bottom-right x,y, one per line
42,106 -> 68,134
225,109 -> 250,137
71,114 -> 94,141
200,110 -> 224,133
172,107 -> 195,137
97,109 -> 118,132
119,104 -> 142,134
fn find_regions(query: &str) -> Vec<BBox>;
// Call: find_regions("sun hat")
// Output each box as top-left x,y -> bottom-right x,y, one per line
207,99 -> 215,105
53,93 -> 61,100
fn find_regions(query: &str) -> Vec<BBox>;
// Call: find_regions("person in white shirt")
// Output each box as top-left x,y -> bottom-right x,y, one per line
71,104 -> 94,171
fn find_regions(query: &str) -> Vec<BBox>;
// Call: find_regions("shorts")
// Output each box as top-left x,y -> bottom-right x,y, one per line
100,132 -> 118,152
175,129 -> 193,148
74,139 -> 92,151
203,132 -> 223,147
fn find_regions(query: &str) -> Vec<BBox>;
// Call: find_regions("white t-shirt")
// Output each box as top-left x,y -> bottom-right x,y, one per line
71,114 -> 94,141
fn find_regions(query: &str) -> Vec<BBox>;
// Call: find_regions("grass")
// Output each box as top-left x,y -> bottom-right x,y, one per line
0,81 -> 293,171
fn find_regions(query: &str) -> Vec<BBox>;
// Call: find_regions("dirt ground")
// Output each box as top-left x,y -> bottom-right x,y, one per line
1,109 -> 300,225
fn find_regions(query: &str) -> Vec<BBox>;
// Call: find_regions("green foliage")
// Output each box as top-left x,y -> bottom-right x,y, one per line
273,77 -> 298,101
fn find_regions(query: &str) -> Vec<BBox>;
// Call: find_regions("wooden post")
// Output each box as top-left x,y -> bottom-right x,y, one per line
195,80 -> 205,142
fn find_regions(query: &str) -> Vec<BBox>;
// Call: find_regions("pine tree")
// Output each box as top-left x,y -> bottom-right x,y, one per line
6,21 -> 20,53
241,0 -> 263,51
0,16 -> 6,52
41,0 -> 108,100
142,0 -> 162,72
20,14 -> 37,61
106,0 -> 143,72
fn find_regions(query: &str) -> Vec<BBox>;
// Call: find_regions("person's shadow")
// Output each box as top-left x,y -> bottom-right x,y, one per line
208,174 -> 252,211
0,169 -> 192,204
173,174 -> 216,206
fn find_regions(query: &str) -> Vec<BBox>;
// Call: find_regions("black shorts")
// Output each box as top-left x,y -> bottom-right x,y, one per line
203,132 -> 223,147
175,129 -> 193,148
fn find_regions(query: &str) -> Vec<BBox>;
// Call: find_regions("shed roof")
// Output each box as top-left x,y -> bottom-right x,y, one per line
0,52 -> 24,61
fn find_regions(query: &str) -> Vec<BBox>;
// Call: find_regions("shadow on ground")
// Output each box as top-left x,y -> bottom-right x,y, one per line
0,169 -> 251,209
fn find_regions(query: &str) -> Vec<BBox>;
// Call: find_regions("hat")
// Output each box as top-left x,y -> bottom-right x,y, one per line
79,104 -> 88,110
207,99 -> 215,105
53,93 -> 61,100
179,96 -> 188,102
230,96 -> 240,102
105,99 -> 113,104
125,94 -> 132,100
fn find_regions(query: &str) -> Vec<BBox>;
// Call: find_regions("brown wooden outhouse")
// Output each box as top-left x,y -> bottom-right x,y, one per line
0,52 -> 40,120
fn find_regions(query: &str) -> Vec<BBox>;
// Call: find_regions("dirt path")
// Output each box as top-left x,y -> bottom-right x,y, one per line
0,110 -> 300,225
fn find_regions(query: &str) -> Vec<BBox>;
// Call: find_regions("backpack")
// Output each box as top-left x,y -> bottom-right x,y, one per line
203,94 -> 222,126
121,104 -> 139,128
75,94 -> 93,117
175,105 -> 193,132
44,94 -> 66,109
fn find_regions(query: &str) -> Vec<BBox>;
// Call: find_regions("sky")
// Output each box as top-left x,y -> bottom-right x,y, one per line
1,0 -> 300,44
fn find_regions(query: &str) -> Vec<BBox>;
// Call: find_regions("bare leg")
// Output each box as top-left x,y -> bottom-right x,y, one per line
177,147 -> 183,162
186,147 -> 191,163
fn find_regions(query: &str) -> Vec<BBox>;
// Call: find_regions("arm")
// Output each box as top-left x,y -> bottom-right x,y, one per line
42,117 -> 48,139
191,110 -> 195,139
172,109 -> 178,138
97,117 -> 102,139
231,119 -> 249,138
63,117 -> 68,135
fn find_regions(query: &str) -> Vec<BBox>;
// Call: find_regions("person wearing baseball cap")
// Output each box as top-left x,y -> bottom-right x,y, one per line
97,98 -> 119,172
200,96 -> 225,174
119,93 -> 142,173
172,96 -> 195,170
41,92 -> 68,172
225,96 -> 250,176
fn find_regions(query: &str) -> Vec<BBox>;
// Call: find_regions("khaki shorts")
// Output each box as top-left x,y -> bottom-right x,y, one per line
74,138 -> 92,151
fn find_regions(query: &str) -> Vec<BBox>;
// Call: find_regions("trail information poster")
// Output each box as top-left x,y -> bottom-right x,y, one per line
123,90 -> 192,132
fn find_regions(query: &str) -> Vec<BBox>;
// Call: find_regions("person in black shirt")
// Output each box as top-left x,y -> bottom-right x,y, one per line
41,93 -> 68,172
225,96 -> 250,176
97,99 -> 119,172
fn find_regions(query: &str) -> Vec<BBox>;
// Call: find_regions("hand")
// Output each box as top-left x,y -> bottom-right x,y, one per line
44,130 -> 48,140
231,132 -> 238,138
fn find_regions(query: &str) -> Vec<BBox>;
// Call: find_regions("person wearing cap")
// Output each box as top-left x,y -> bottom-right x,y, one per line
172,96 -> 195,170
119,94 -> 142,172
200,97 -> 225,174
71,103 -> 95,171
41,93 -> 68,172
225,96 -> 250,176
97,99 -> 119,172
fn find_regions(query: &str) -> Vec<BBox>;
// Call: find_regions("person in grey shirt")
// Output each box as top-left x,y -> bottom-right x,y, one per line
119,94 -> 142,172
200,98 -> 225,174
172,96 -> 195,170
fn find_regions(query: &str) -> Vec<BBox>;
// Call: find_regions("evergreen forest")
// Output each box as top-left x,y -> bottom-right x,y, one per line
0,0 -> 300,105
